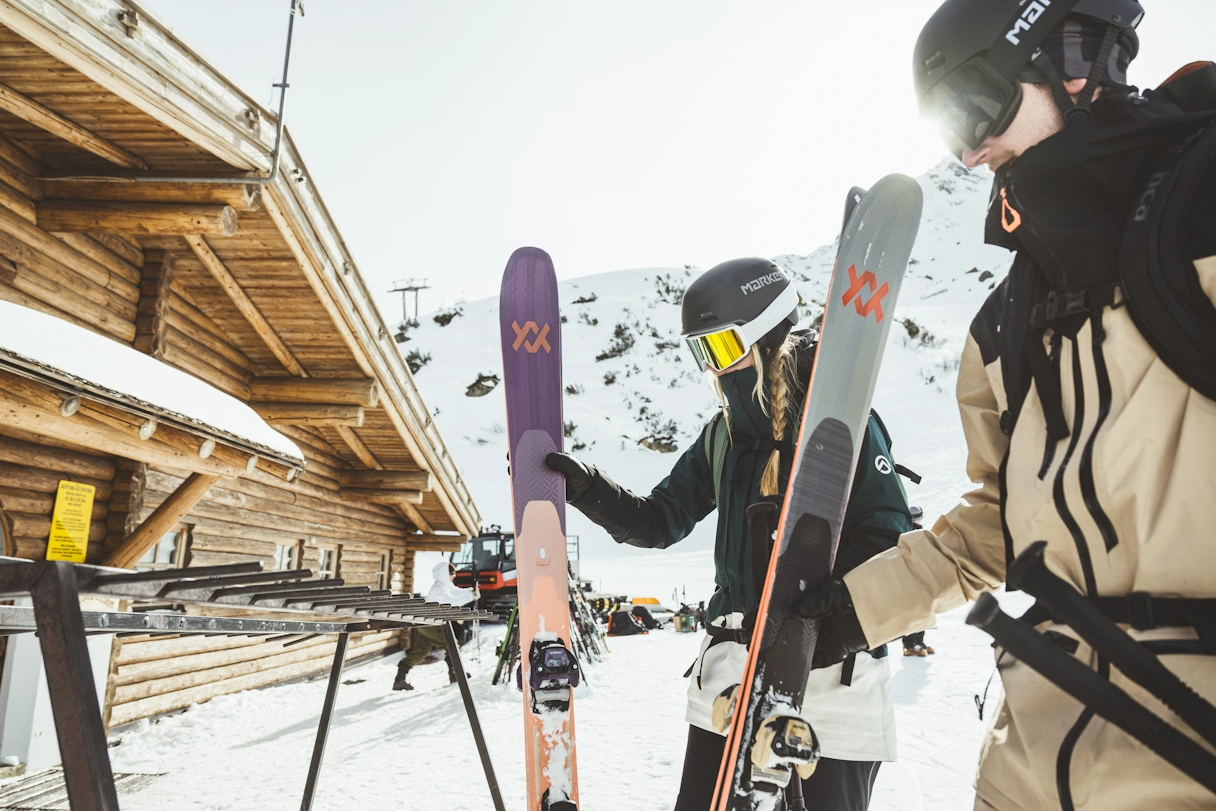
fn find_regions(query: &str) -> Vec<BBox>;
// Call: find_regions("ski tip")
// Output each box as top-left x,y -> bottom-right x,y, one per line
506,246 -> 554,266
872,173 -> 924,203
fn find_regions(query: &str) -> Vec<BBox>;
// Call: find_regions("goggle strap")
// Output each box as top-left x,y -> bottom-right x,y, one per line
984,0 -> 1081,79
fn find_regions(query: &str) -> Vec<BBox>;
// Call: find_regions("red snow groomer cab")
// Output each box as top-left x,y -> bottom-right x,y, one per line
451,529 -> 517,616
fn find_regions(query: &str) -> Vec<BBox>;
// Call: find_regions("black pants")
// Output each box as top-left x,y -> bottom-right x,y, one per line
674,725 -> 880,811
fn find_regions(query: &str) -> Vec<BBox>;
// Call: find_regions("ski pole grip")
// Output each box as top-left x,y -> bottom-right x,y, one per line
1006,541 -> 1216,749
966,593 -> 1216,797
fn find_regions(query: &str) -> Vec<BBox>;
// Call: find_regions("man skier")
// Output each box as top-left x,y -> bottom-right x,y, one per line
799,1 -> 1216,808
393,561 -> 474,691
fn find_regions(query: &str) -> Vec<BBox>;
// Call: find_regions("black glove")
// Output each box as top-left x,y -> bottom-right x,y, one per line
544,452 -> 594,503
797,579 -> 871,669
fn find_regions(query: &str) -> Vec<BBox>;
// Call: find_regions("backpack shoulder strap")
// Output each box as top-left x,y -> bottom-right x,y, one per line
704,412 -> 728,508
1121,118 -> 1216,401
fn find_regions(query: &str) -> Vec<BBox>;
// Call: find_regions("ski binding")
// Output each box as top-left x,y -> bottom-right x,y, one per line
517,636 -> 580,712
749,713 -> 821,788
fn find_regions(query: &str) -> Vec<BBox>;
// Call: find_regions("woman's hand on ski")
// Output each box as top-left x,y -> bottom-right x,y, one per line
545,452 -> 595,503
797,580 -> 871,669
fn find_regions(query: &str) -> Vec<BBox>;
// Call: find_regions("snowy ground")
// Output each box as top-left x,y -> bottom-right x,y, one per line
103,588 -> 1030,811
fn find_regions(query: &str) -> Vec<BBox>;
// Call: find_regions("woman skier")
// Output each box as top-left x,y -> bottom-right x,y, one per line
545,258 -> 915,810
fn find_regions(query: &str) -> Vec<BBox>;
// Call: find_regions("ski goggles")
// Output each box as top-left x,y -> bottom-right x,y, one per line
684,283 -> 799,373
920,57 -> 1022,158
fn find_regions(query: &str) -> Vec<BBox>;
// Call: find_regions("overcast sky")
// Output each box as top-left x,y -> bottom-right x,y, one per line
140,1 -> 1216,320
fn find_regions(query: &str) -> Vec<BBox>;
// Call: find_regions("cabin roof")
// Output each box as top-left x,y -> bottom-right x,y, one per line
0,0 -> 480,538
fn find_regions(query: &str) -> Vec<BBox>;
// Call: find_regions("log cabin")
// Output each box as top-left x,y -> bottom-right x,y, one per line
0,0 -> 480,748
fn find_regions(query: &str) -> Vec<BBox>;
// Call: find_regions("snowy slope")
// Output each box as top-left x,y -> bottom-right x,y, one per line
406,160 -> 1010,603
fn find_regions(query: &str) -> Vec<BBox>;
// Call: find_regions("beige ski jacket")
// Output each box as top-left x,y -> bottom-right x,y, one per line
843,252 -> 1216,810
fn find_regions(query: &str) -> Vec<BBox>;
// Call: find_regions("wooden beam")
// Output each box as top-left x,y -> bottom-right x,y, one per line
38,202 -> 237,236
185,235 -> 305,376
41,180 -> 262,211
102,473 -> 219,569
0,81 -> 146,170
338,487 -> 424,506
250,377 -> 378,407
250,403 -> 364,427
403,534 -> 466,553
0,370 -> 255,479
338,469 -> 433,492
333,424 -> 434,534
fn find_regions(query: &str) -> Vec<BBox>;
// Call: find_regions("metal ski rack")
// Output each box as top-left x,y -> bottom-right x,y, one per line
0,556 -> 500,811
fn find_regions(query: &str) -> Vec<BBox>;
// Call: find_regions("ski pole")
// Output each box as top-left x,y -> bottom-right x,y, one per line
967,593 -> 1216,797
1008,541 -> 1216,749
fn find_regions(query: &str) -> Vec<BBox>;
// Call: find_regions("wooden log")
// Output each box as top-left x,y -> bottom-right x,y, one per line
0,81 -> 146,169
0,429 -> 117,479
0,373 -> 247,479
163,309 -> 255,373
328,425 -> 436,535
0,201 -> 138,293
184,235 -> 303,376
338,469 -> 433,492
338,487 -> 424,506
9,511 -> 105,543
103,472 -> 220,569
0,282 -> 110,340
132,252 -> 173,360
5,256 -> 138,339
187,534 -> 278,558
115,634 -> 264,666
0,486 -> 107,520
250,403 -> 363,427
158,342 -> 253,401
88,233 -> 143,268
0,460 -> 112,501
50,233 -> 141,287
38,202 -> 237,237
0,176 -> 34,223
114,633 -> 333,686
107,635 -> 399,726
41,180 -> 262,211
249,378 -> 377,407
403,534 -> 467,553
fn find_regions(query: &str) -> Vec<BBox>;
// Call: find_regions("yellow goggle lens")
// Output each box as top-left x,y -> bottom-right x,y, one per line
687,328 -> 747,372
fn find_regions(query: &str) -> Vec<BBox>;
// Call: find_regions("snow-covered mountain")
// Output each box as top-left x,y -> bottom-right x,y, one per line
404,160 -> 1011,601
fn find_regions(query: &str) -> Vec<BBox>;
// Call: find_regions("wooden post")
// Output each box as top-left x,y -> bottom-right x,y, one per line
185,236 -> 306,377
38,202 -> 237,236
133,251 -> 175,360
0,81 -> 146,170
103,472 -> 219,569
41,180 -> 263,212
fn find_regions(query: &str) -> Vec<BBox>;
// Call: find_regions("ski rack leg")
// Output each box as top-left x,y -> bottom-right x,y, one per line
444,622 -> 507,811
26,561 -> 120,811
300,631 -> 349,811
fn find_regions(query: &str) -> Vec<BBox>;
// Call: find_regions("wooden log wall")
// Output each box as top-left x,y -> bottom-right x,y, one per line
0,424 -> 116,561
106,629 -> 401,729
101,455 -> 417,728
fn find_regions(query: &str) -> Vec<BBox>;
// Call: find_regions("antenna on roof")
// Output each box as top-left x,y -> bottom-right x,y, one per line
390,278 -> 429,342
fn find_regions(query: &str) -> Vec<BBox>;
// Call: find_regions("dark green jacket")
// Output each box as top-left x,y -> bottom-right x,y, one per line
572,336 -> 914,625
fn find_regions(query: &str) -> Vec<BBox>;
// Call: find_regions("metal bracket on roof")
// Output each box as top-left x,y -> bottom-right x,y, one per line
117,8 -> 139,38
243,107 -> 262,132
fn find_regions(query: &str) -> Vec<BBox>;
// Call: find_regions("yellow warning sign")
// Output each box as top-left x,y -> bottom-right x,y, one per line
46,481 -> 95,563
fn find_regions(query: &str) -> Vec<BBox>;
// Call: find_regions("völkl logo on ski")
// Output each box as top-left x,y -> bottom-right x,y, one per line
511,320 -> 552,353
840,264 -> 890,322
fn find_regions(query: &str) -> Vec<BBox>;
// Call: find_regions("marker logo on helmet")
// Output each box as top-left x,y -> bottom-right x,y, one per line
739,271 -> 787,296
1006,0 -> 1053,46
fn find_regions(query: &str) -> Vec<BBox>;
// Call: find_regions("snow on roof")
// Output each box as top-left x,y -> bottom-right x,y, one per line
0,300 -> 304,464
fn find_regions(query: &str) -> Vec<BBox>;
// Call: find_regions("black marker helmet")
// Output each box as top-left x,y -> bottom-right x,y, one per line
680,258 -> 799,373
914,0 -> 1143,157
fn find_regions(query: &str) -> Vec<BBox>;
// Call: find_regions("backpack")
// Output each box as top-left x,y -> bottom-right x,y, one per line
999,62 -> 1216,442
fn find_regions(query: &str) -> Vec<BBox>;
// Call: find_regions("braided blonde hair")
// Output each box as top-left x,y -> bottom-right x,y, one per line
758,334 -> 801,496
706,333 -> 802,496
